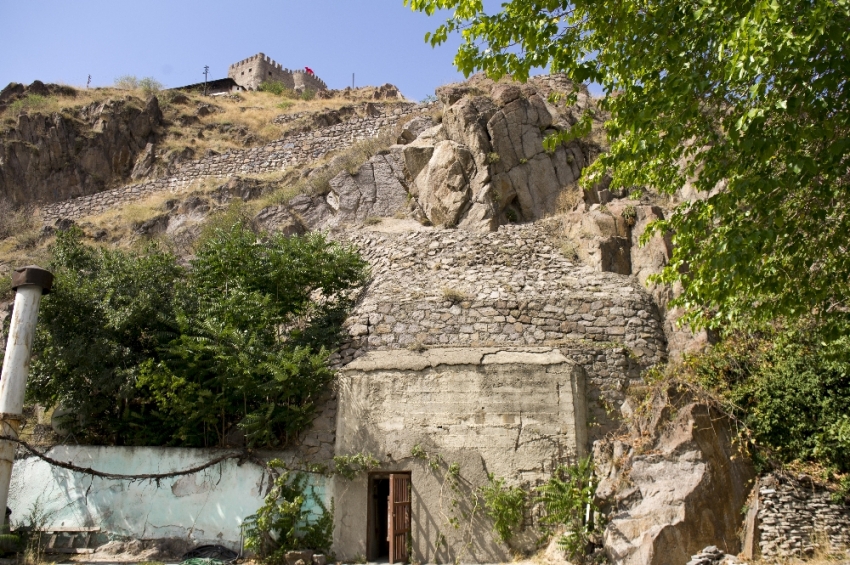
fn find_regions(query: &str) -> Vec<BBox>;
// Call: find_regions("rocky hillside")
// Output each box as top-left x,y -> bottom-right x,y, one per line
0,80 -> 408,206
0,73 -> 714,358
3,72 -> 797,565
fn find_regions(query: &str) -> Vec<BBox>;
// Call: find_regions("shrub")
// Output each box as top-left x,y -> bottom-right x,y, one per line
113,75 -> 162,96
679,321 -> 850,473
28,224 -> 368,447
7,94 -> 54,115
535,456 -> 602,563
114,75 -> 140,90
259,81 -> 300,100
244,463 -> 333,562
139,77 -> 163,97
479,474 -> 526,544
300,89 -> 316,101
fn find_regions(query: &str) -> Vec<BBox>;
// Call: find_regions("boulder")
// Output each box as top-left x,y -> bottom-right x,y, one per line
627,205 -> 673,287
284,550 -> 314,565
326,150 -> 409,225
596,402 -> 756,565
397,116 -> 434,144
288,193 -> 334,230
131,142 -> 156,179
397,80 -> 601,231
254,206 -> 306,237
409,140 -> 476,227
561,207 -> 632,274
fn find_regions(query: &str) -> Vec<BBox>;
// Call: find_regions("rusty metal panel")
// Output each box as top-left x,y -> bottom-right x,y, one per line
388,473 -> 411,564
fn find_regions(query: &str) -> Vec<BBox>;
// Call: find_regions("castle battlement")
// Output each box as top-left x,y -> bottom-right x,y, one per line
227,52 -> 327,92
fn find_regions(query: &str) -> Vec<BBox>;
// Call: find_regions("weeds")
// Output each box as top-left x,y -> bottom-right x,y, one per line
7,95 -> 55,116
535,456 -> 604,564
0,202 -> 42,246
621,205 -> 637,227
442,287 -> 470,304
556,185 -> 584,214
479,474 -> 526,545
13,495 -> 55,565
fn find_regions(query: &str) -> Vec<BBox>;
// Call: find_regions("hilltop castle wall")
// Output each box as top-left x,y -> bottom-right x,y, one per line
227,52 -> 328,92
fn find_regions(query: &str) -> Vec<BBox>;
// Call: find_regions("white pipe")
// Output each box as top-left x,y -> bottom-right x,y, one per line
0,284 -> 46,521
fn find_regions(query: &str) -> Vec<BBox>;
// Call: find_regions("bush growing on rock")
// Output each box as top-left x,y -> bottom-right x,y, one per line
27,223 -> 367,447
669,321 -> 850,475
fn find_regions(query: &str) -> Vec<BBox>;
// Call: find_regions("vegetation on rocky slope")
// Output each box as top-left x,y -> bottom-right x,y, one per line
410,0 -> 850,501
649,322 -> 850,485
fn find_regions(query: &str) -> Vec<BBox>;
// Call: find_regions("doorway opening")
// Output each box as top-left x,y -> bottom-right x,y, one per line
368,475 -> 390,560
367,473 -> 411,563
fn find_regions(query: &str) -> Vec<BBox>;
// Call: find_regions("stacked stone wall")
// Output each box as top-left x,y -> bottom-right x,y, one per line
41,103 -> 422,223
332,223 -> 667,438
757,474 -> 850,558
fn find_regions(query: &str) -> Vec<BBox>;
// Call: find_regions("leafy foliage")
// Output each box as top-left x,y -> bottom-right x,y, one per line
406,0 -> 850,331
29,228 -> 182,444
244,461 -> 333,562
535,456 -> 602,563
675,321 -> 850,473
479,474 -> 526,544
29,223 -> 367,447
114,75 -> 163,96
259,81 -> 300,99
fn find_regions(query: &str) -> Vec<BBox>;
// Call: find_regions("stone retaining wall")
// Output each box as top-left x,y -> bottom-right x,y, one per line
757,474 -> 850,557
41,103 -> 423,223
332,222 -> 668,439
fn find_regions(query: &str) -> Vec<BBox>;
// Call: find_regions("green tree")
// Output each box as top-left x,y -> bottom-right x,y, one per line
406,0 -> 850,330
28,227 -> 182,444
28,223 -> 367,447
139,222 -> 368,447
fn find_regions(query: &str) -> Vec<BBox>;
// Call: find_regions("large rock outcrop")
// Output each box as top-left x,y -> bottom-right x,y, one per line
595,394 -> 756,565
276,75 -> 603,233
404,80 -> 595,230
0,83 -> 163,205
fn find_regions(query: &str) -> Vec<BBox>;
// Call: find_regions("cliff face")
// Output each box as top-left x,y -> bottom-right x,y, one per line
0,86 -> 162,206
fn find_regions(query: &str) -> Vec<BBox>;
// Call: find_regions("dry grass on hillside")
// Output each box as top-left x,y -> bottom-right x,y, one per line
1,82 -> 410,159
158,89 -> 398,155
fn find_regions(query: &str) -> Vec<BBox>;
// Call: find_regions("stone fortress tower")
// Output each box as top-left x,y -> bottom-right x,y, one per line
227,52 -> 328,93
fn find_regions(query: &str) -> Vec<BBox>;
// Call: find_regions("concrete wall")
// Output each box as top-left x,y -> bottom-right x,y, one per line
9,447 -> 328,550
332,347 -> 587,563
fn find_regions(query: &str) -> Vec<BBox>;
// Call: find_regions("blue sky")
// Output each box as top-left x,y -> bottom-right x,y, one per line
0,1 -> 483,102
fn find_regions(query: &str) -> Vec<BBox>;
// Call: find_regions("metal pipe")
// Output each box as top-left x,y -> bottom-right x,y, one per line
0,265 -> 53,522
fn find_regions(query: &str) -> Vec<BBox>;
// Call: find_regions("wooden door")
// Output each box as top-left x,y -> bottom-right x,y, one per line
388,473 -> 411,563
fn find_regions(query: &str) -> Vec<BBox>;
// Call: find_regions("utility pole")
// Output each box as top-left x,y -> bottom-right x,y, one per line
203,65 -> 210,96
0,266 -> 53,521
352,73 -> 355,89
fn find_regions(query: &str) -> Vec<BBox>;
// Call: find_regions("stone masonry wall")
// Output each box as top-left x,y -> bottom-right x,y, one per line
332,222 -> 667,439
757,474 -> 850,558
227,52 -> 328,92
41,103 -> 422,224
